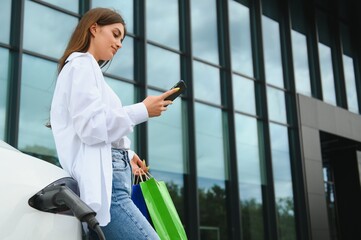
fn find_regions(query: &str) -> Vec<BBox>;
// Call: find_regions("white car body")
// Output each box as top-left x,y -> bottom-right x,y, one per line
0,141 -> 82,240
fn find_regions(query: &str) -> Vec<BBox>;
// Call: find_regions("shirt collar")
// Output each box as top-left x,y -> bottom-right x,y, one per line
66,52 -> 95,62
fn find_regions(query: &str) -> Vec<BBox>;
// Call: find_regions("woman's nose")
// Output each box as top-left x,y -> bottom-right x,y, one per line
116,41 -> 122,49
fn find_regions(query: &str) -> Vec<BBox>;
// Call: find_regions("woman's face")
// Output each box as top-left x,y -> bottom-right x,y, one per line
88,22 -> 125,61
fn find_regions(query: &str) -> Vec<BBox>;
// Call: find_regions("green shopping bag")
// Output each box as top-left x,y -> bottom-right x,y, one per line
140,176 -> 188,240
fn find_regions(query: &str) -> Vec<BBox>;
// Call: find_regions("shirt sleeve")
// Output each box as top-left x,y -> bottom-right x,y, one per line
124,103 -> 149,125
66,59 -> 148,145
127,150 -> 135,161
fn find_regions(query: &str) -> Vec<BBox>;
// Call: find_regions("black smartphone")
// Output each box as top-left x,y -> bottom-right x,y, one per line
165,80 -> 187,101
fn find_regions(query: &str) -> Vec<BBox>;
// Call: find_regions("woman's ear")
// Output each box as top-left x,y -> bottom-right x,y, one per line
89,23 -> 98,37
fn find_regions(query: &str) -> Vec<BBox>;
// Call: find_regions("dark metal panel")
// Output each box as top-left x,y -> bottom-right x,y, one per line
278,0 -> 313,238
179,0 -> 200,239
305,0 -> 323,100
6,0 -> 25,148
250,0 -> 278,239
329,0 -> 348,109
216,0 -> 242,239
134,0 -> 148,160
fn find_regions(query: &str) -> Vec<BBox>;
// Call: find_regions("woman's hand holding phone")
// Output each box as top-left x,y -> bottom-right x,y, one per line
142,80 -> 186,117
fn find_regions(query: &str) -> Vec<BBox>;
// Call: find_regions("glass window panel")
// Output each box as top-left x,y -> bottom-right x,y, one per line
193,61 -> 221,104
274,181 -> 296,240
341,24 -> 359,113
105,37 -> 134,80
18,55 -> 57,163
317,11 -> 336,106
105,77 -> 135,144
0,48 -> 10,140
41,0 -> 78,13
24,0 -> 78,59
269,123 -> 292,181
290,0 -> 311,96
291,30 -> 311,96
146,0 -> 179,49
0,0 -> 11,44
195,103 -> 225,180
147,44 -> 180,90
343,55 -> 359,113
318,43 -> 336,105
267,87 -> 287,124
229,0 -> 253,77
235,114 -> 261,184
236,114 -> 265,239
239,183 -> 265,239
92,0 -> 134,33
269,123 -> 296,240
148,89 -> 185,173
262,16 -> 284,88
191,0 -> 219,64
233,75 -> 256,115
198,178 -> 229,239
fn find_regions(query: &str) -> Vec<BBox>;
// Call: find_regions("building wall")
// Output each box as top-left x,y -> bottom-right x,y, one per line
298,94 -> 361,239
1,0 -> 360,239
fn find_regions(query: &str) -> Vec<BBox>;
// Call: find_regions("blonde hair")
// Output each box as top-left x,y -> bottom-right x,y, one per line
58,8 -> 126,73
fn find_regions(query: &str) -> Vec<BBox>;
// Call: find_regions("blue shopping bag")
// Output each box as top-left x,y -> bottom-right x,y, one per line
131,174 -> 153,225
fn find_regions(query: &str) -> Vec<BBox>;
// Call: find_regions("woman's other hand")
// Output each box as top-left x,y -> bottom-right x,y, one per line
142,88 -> 179,117
131,153 -> 149,176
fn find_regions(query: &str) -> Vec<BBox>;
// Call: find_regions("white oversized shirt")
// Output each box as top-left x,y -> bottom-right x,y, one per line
50,52 -> 148,226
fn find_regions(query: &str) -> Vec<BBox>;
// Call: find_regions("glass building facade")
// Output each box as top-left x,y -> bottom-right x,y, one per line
1,0 -> 361,239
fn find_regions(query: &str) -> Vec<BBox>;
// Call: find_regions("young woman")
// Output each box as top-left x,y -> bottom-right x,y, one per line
50,8 -> 178,240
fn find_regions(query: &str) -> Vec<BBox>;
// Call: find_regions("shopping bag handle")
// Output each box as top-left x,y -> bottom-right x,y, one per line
133,168 -> 154,185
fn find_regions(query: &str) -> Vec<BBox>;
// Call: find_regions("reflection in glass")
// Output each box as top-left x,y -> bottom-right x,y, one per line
195,103 -> 225,180
318,43 -> 336,106
0,0 -> 11,44
343,55 -> 359,113
0,48 -> 9,140
262,16 -> 284,88
146,0 -> 179,49
229,0 -> 253,77
267,87 -> 287,124
193,61 -> 221,104
147,44 -> 180,90
92,0 -> 134,33
24,0 -> 78,59
105,77 -> 135,144
198,178 -> 229,239
235,114 -> 261,185
323,164 -> 340,239
341,24 -> 359,113
232,75 -> 256,115
235,114 -> 265,239
18,55 -> 57,164
291,30 -> 311,96
147,89 -> 184,174
191,0 -> 219,64
269,123 -> 296,240
239,183 -> 265,239
105,37 -> 134,80
269,124 -> 292,181
41,0 -> 78,12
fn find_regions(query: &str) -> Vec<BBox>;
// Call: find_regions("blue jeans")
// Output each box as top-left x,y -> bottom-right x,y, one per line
90,149 -> 159,240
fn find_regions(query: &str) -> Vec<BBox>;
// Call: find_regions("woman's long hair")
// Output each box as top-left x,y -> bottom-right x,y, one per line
47,8 -> 126,129
58,7 -> 126,73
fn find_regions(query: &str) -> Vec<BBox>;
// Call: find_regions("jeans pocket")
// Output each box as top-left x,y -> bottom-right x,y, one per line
112,158 -> 128,171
